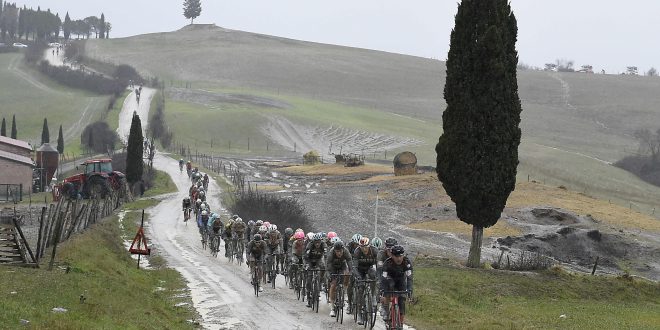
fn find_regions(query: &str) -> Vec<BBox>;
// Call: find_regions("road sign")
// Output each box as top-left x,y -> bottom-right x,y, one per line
129,226 -> 150,255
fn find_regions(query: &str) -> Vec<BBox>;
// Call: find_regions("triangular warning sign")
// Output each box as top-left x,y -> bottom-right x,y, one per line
129,227 -> 151,255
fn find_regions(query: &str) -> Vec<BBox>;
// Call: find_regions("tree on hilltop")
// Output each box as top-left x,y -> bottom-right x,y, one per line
99,13 -> 106,39
436,0 -> 522,268
183,0 -> 202,24
63,12 -> 71,40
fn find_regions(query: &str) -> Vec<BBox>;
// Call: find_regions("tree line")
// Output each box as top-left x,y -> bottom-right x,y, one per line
0,2 -> 110,41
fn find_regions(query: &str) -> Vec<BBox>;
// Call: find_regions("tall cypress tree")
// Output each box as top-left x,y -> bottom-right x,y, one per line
63,12 -> 71,40
41,118 -> 50,144
11,114 -> 17,139
436,0 -> 522,267
0,118 -> 5,137
99,13 -> 105,39
57,125 -> 64,154
125,112 -> 144,184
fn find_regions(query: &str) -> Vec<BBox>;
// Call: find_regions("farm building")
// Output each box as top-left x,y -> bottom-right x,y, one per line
0,136 -> 34,198
393,151 -> 417,176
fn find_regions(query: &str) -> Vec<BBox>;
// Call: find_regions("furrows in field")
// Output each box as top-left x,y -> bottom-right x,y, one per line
262,115 -> 424,157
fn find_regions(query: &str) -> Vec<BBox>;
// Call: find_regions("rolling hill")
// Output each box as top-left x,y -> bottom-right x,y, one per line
84,24 -> 660,216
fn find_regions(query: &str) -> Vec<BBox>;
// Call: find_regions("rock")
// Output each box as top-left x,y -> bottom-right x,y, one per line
19,319 -> 29,325
52,307 -> 68,313
559,314 -> 567,319
587,230 -> 602,242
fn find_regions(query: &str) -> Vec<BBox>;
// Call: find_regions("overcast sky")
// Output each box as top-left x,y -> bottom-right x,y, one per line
17,1 -> 660,73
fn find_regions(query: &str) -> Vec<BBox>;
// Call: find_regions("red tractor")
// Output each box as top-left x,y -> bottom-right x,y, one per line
57,159 -> 127,199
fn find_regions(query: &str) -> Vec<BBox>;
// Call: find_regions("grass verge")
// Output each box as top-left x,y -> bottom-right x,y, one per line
407,258 -> 660,330
142,168 -> 177,198
0,215 -> 196,329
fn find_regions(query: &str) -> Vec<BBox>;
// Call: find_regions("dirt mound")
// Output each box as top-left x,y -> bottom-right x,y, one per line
497,229 -> 641,269
527,207 -> 580,225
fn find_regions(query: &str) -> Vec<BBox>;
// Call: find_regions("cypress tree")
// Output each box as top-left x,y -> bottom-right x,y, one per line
57,125 -> 64,154
63,12 -> 71,40
1,118 -> 5,137
11,114 -> 17,139
99,13 -> 105,39
41,118 -> 49,144
125,112 -> 144,184
435,0 -> 522,267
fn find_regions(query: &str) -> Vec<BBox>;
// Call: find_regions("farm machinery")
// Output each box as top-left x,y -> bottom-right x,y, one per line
55,158 -> 127,200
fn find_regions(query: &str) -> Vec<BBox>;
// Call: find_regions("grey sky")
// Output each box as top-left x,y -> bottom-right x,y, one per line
17,1 -> 659,73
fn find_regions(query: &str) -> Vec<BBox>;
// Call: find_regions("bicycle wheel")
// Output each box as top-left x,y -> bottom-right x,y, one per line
366,285 -> 376,329
364,285 -> 372,329
314,276 -> 320,313
337,284 -> 344,324
253,267 -> 260,297
271,260 -> 277,289
393,302 -> 401,330
352,284 -> 359,323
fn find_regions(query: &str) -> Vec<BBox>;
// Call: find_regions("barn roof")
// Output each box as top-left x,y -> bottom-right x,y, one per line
0,149 -> 34,166
0,135 -> 32,151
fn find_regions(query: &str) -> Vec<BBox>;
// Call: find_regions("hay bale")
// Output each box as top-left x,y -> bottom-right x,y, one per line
393,151 -> 417,176
334,154 -> 345,164
303,150 -> 321,165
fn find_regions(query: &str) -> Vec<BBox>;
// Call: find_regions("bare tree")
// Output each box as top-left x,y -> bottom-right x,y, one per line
633,128 -> 660,162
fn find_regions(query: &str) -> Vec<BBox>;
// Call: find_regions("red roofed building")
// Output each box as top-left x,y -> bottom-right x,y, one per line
0,136 -> 34,198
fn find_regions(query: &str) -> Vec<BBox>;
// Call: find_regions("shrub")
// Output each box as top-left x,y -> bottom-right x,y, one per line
230,189 -> 311,230
81,121 -> 118,154
38,61 -> 126,94
303,150 -> 321,165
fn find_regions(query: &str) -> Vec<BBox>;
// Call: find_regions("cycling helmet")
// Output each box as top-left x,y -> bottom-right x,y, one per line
232,214 -> 239,220
196,199 -> 202,204
263,221 -> 271,228
180,158 -> 183,162
201,210 -> 208,216
372,237 -> 383,249
285,228 -> 293,236
294,231 -> 305,240
313,233 -> 323,241
256,220 -> 264,226
259,225 -> 268,233
327,232 -> 337,239
391,245 -> 405,256
333,241 -> 345,250
270,225 -> 278,232
320,232 -> 327,238
306,232 -> 315,240
359,237 -> 370,247
235,217 -> 243,223
183,197 -> 190,202
248,220 -> 255,226
295,228 -> 303,233
199,190 -> 205,196
351,234 -> 363,244
385,237 -> 398,248
330,237 -> 341,245
254,234 -> 262,241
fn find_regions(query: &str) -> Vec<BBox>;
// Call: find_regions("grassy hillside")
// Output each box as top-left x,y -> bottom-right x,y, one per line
84,25 -> 660,216
0,53 -> 108,155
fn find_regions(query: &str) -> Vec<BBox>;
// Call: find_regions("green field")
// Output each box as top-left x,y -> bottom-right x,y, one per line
408,259 -> 660,329
84,25 -> 660,217
0,53 -> 109,155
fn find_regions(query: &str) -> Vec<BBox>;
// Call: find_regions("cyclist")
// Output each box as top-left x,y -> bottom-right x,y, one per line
246,220 -> 257,242
304,233 -> 327,307
232,217 -> 247,259
247,234 -> 267,292
179,159 -> 184,172
282,228 -> 294,275
351,237 -> 379,324
288,230 -> 306,289
265,226 -> 282,281
182,197 -> 192,221
197,210 -> 210,242
380,245 -> 413,323
326,240 -> 353,317
186,161 -> 192,177
208,213 -> 223,248
203,173 -> 209,190
348,234 -> 362,256
378,237 -> 397,276
223,218 -> 235,258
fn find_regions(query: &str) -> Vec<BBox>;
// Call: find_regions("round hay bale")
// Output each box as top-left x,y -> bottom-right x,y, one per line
303,150 -> 321,165
393,151 -> 417,176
